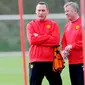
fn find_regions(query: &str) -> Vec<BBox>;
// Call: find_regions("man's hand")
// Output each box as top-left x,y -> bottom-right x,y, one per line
65,45 -> 72,52
34,33 -> 38,37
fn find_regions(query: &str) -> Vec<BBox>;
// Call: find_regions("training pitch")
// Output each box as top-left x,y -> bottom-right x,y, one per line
0,56 -> 71,85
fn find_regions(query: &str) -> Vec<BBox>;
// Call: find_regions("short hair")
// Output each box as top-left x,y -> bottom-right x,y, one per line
64,2 -> 79,13
36,1 -> 48,9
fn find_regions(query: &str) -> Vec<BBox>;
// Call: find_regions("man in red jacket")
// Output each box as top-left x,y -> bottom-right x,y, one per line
26,1 -> 62,85
61,2 -> 84,85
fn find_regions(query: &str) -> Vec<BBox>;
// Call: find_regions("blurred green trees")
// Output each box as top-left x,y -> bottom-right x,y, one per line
0,0 -> 80,14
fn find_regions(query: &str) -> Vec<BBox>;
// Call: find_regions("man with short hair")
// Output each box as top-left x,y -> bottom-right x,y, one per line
62,2 -> 84,85
26,1 -> 62,85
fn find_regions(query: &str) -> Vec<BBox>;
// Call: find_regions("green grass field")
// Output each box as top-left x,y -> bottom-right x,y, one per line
0,56 -> 71,85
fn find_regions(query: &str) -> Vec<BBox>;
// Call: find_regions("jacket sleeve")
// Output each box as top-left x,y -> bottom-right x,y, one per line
26,23 -> 50,45
40,23 -> 60,46
61,33 -> 67,50
61,23 -> 69,50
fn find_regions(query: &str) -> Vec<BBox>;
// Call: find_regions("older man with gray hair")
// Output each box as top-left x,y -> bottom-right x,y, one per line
62,1 -> 84,85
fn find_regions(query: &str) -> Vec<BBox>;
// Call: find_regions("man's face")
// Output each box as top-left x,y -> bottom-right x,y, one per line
64,5 -> 76,21
35,4 -> 49,21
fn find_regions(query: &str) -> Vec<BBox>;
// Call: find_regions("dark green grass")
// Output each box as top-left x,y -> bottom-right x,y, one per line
0,56 -> 71,85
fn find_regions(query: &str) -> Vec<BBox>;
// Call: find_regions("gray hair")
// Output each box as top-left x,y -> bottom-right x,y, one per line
64,2 -> 79,13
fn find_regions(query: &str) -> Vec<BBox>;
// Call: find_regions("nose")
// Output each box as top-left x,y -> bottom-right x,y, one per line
39,11 -> 43,14
65,12 -> 68,15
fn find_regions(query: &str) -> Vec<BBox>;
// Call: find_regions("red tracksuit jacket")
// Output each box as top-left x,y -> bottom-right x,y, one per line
26,19 -> 60,63
62,17 -> 83,64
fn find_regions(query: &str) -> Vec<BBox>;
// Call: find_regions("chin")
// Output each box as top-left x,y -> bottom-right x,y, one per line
67,17 -> 72,21
39,18 -> 45,21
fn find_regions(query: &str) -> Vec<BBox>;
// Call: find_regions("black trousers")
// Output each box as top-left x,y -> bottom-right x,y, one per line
29,62 -> 62,85
69,63 -> 84,85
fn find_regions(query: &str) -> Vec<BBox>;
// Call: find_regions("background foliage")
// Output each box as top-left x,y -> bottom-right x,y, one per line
0,0 -> 80,14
